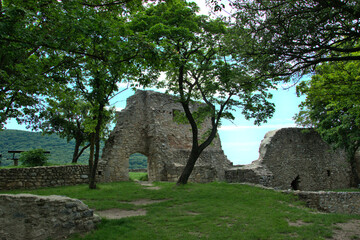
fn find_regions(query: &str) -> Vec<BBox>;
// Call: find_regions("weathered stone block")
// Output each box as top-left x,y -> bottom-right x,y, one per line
0,194 -> 100,240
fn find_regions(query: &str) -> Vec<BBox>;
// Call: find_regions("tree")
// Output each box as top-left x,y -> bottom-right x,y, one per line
227,0 -> 360,79
68,1 -> 157,189
0,0 -> 141,128
295,59 -> 360,186
0,0 -> 85,128
2,0 -> 156,188
22,88 -> 96,163
131,0 -> 276,185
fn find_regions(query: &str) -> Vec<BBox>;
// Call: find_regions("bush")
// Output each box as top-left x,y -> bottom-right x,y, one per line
129,172 -> 148,181
139,173 -> 148,181
20,149 -> 49,167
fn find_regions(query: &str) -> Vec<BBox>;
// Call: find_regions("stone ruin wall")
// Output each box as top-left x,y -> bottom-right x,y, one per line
99,90 -> 231,183
0,165 -> 92,190
226,128 -> 353,191
0,194 -> 99,240
100,91 -> 355,189
289,190 -> 360,215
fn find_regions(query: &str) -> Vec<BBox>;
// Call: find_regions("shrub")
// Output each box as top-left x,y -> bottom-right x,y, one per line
139,173 -> 148,181
129,172 -> 148,181
20,149 -> 49,167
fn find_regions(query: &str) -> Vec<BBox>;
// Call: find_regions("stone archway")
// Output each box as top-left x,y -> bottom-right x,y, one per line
98,90 -> 231,183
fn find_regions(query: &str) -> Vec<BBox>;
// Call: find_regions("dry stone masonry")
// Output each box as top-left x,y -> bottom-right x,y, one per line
290,191 -> 360,215
0,165 -> 91,190
226,128 -> 353,191
0,194 -> 100,240
99,90 -> 231,183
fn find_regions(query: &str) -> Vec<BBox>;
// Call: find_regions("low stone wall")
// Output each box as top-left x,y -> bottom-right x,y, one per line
0,165 -> 90,190
285,191 -> 360,215
225,165 -> 273,187
0,194 -> 100,240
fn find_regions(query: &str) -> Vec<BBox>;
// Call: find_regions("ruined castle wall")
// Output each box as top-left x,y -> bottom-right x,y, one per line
226,128 -> 352,191
100,90 -> 231,183
260,128 -> 351,190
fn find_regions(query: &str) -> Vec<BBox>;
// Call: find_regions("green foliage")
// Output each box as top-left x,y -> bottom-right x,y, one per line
230,0 -> 360,78
129,172 -> 148,181
295,60 -> 360,157
19,149 -> 48,167
0,130 -> 92,166
129,153 -> 148,170
131,0 -> 276,184
0,130 -> 147,169
3,182 -> 359,239
0,0 -> 84,128
295,59 -> 360,185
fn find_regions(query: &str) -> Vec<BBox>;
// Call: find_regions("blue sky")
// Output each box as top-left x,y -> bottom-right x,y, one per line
218,86 -> 304,164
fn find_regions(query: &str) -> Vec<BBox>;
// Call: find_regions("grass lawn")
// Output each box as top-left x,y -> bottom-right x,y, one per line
1,180 -> 359,240
129,172 -> 148,181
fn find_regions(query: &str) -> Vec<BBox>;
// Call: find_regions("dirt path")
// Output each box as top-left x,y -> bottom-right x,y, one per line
331,219 -> 360,240
95,181 -> 164,219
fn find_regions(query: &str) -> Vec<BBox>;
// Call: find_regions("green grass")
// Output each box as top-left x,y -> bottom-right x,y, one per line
334,188 -> 360,192
129,172 -> 148,181
1,182 -> 359,240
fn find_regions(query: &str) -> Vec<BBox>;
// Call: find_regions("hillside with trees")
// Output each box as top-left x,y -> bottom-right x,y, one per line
0,130 -> 147,169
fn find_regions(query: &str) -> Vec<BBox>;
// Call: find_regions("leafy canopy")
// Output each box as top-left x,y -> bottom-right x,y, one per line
228,0 -> 360,79
130,0 -> 276,184
295,58 -> 360,159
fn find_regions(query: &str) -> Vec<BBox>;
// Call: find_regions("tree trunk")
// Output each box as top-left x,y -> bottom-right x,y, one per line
177,150 -> 200,185
72,137 -> 82,163
73,143 -> 91,163
89,103 -> 104,189
88,133 -> 96,189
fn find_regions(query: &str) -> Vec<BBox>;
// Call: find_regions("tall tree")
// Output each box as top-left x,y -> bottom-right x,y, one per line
131,0 -> 276,185
0,0 -> 140,128
69,1 -> 157,189
295,59 -> 360,186
2,0 -> 156,188
227,0 -> 360,79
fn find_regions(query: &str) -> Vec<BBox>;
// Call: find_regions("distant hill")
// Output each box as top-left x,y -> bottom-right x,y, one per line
0,130 -> 147,169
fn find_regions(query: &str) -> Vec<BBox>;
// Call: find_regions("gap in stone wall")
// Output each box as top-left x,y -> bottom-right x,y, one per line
129,153 -> 148,173
291,175 -> 300,190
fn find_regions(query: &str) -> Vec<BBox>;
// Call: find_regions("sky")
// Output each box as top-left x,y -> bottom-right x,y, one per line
4,1 -> 306,165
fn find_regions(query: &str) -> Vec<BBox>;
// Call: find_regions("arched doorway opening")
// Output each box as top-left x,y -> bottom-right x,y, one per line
129,153 -> 148,181
291,175 -> 301,190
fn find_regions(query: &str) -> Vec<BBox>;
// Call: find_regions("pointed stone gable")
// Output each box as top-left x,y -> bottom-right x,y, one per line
99,90 -> 231,183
